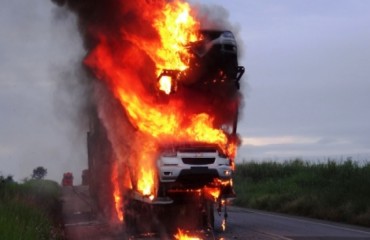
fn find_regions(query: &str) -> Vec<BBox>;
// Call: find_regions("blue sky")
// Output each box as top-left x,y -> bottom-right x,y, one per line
1,0 -> 370,182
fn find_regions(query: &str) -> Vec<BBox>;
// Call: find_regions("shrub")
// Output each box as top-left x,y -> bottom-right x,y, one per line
234,159 -> 370,227
0,179 -> 64,240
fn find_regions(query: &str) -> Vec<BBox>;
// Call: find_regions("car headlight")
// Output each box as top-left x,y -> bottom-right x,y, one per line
224,170 -> 232,176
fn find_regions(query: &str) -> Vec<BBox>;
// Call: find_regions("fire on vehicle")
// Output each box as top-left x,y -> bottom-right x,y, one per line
56,0 -> 245,238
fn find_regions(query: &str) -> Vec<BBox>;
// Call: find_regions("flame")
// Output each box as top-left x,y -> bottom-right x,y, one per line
115,86 -> 228,147
227,142 -> 238,165
153,0 -> 201,72
222,219 -> 226,231
111,161 -> 123,222
204,187 -> 221,202
137,167 -> 155,198
158,75 -> 173,94
174,229 -> 202,240
132,136 -> 157,199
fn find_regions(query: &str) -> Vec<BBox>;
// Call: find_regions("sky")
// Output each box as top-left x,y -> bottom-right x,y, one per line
1,0 -> 370,182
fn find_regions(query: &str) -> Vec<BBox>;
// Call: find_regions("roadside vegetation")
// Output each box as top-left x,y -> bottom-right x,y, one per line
234,159 -> 370,227
0,174 -> 64,239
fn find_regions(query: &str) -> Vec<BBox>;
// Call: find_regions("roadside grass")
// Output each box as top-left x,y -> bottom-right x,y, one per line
0,179 -> 64,240
234,159 -> 370,227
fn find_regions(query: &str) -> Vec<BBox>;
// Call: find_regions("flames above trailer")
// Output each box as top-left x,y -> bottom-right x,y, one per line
83,0 -> 236,154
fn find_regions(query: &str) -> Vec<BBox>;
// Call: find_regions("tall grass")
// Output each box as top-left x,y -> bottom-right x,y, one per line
0,179 -> 64,240
0,201 -> 52,240
234,159 -> 370,227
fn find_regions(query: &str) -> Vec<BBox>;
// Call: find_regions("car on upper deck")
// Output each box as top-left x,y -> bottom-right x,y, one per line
157,30 -> 244,93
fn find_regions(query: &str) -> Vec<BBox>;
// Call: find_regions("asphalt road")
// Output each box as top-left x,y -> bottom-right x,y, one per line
214,207 -> 370,240
62,186 -> 370,240
62,186 -> 123,240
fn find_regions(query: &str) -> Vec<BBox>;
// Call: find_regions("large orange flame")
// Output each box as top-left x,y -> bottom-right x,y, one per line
153,0 -> 201,72
134,138 -> 157,199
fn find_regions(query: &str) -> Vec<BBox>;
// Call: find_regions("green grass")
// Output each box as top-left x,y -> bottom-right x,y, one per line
234,159 -> 370,227
0,201 -> 52,239
0,179 -> 64,240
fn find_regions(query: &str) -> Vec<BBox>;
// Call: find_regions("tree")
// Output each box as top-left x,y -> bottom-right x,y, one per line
0,175 -> 14,184
32,166 -> 47,180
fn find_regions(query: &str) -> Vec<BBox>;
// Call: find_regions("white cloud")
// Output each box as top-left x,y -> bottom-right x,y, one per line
242,136 -> 320,147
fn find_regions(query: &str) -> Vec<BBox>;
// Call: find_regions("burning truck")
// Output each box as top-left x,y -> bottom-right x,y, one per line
87,27 -> 244,237
120,29 -> 244,234
53,0 -> 244,238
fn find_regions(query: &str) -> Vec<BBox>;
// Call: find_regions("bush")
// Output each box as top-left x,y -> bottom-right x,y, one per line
0,179 -> 64,240
234,159 -> 370,227
0,201 -> 52,240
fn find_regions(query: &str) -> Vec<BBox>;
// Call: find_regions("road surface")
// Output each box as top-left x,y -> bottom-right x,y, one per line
62,185 -> 123,240
62,186 -> 370,240
215,207 -> 370,240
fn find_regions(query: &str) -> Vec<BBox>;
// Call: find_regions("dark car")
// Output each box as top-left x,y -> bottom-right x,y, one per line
191,30 -> 238,57
158,30 -> 244,93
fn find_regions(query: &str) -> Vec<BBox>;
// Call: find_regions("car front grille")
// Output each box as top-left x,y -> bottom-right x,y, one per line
182,157 -> 215,165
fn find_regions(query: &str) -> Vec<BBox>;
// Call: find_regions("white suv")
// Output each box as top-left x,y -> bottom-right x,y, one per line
157,144 -> 233,189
